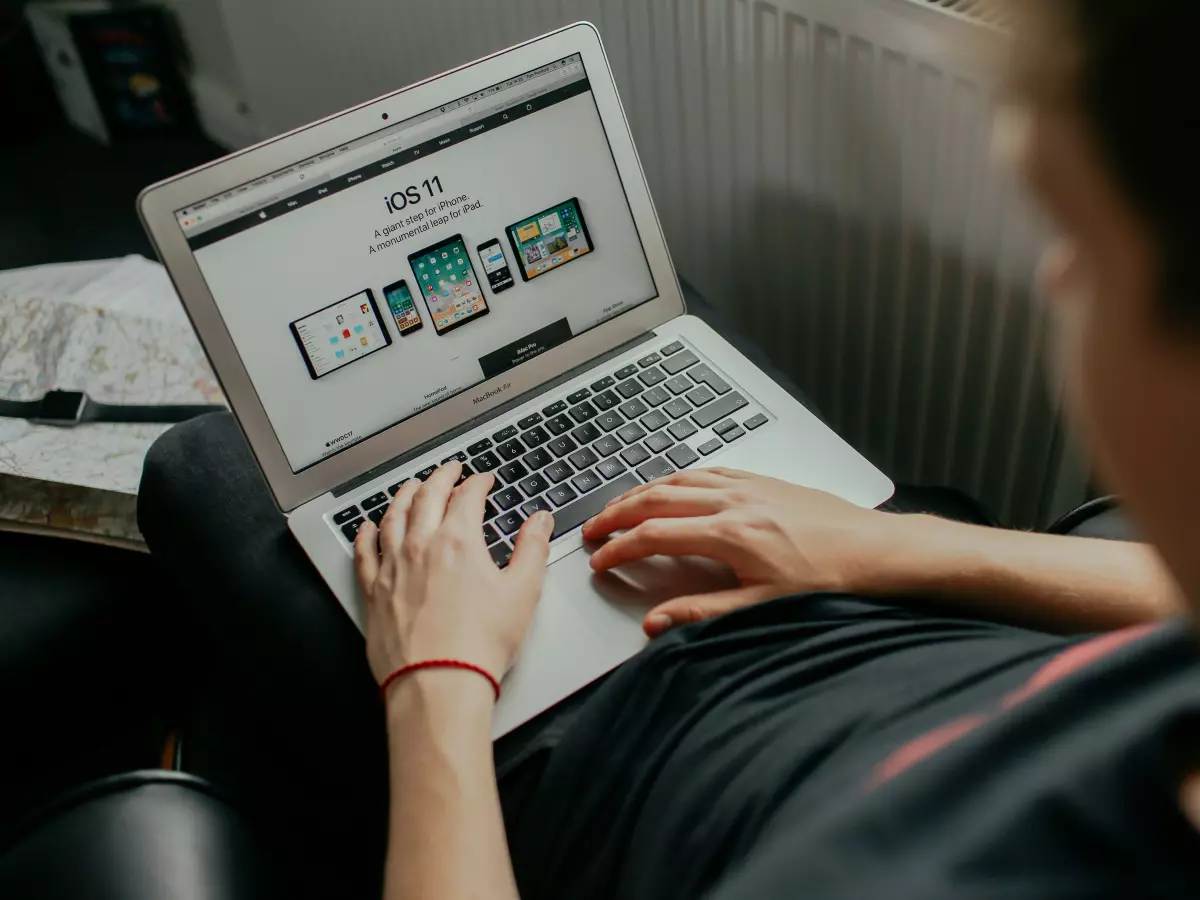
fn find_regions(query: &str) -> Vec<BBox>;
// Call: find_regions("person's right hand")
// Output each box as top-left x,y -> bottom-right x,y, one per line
581,468 -> 911,637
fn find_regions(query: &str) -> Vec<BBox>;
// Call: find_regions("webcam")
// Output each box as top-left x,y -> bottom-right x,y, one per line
381,112 -> 389,120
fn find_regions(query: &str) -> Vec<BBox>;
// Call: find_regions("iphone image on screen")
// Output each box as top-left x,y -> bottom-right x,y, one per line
477,239 -> 515,294
506,197 -> 594,282
289,288 -> 392,380
381,279 -> 424,336
408,234 -> 490,336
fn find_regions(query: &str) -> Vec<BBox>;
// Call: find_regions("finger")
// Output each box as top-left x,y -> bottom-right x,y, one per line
379,478 -> 420,559
405,461 -> 462,544
589,517 -> 734,572
642,584 -> 778,637
583,485 -> 728,540
353,521 -> 381,594
443,471 -> 494,536
506,510 -> 554,587
601,469 -> 735,510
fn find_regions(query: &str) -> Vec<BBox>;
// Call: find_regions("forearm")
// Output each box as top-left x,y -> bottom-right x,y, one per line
383,670 -> 518,900
871,514 -> 1185,632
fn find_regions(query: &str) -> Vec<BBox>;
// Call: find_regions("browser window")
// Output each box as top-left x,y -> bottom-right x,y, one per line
178,54 -> 658,472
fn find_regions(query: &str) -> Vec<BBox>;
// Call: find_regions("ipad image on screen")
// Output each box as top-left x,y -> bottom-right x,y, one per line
409,234 -> 490,335
477,239 -> 515,294
382,279 -> 423,336
506,197 -> 593,282
289,289 -> 392,380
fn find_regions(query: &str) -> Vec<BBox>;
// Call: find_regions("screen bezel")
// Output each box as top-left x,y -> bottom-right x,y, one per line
288,288 -> 392,380
138,23 -> 685,513
381,278 -> 423,336
408,232 -> 490,336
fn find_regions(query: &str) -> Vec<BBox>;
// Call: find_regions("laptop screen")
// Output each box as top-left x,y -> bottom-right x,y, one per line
175,54 -> 658,472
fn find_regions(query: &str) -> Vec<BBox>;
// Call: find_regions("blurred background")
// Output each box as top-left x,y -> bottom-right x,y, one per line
0,0 -> 1085,528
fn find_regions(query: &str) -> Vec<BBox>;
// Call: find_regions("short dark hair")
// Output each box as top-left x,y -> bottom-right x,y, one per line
1066,0 -> 1200,324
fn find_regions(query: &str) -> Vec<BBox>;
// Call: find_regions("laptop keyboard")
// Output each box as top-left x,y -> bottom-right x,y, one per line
329,338 -> 773,567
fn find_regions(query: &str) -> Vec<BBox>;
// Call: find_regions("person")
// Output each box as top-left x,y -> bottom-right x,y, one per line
138,0 -> 1200,897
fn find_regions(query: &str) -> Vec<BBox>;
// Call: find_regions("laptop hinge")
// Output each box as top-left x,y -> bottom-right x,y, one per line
332,329 -> 659,498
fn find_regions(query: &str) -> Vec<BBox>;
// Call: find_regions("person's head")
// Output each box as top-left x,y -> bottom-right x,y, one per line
1003,0 -> 1200,600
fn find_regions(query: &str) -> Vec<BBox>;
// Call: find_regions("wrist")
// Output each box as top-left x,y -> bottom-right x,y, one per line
384,666 -> 496,736
854,512 -> 967,597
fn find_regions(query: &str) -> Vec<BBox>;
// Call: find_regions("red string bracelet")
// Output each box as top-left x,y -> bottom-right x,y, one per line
379,660 -> 501,702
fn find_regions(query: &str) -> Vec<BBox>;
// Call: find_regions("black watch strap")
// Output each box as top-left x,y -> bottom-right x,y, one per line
0,393 -> 223,425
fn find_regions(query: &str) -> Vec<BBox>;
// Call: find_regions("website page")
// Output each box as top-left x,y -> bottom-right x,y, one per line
179,55 -> 657,472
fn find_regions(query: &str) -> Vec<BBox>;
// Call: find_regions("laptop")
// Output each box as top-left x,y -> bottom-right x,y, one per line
139,23 -> 894,737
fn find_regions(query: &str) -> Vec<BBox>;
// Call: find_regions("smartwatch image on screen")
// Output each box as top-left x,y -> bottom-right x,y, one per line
506,197 -> 593,282
476,239 -> 515,294
381,278 -> 424,336
408,234 -> 490,336
289,288 -> 392,380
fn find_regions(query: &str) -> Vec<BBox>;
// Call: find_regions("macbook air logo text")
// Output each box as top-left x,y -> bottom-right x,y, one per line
473,383 -> 511,405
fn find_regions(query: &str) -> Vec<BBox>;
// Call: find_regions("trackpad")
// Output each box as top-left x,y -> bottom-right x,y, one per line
492,542 -> 736,738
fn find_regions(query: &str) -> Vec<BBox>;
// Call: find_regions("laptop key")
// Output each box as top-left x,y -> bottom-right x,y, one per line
713,418 -> 738,436
497,461 -> 528,484
613,364 -> 638,380
482,522 -> 500,546
596,411 -> 624,433
567,388 -> 591,404
618,398 -> 648,419
569,447 -> 600,470
620,444 -> 651,467
636,456 -> 677,482
467,437 -> 493,456
591,376 -> 616,392
592,435 -> 622,458
571,469 -> 603,494
546,471 -> 640,540
667,444 -> 700,469
661,349 -> 700,375
368,505 -> 388,526
387,481 -> 408,496
455,464 -> 474,485
495,510 -> 524,535
493,487 -> 523,511
542,399 -> 567,417
639,366 -> 666,387
592,390 -> 619,411
617,422 -> 647,445
517,413 -> 543,430
691,392 -> 748,429
640,410 -> 670,432
341,519 -> 365,542
518,473 -> 550,497
571,422 -> 602,445
645,431 -> 675,454
664,398 -> 692,419
616,379 -> 644,399
545,414 -> 573,436
482,499 -> 498,521
744,412 -> 769,430
665,375 -> 692,395
569,400 -> 598,423
489,541 -> 513,568
689,364 -> 731,395
596,457 -> 628,480
333,506 -> 360,525
660,341 -> 685,356
522,496 -> 554,517
686,385 -> 716,407
548,436 -> 578,458
521,425 -> 550,448
722,426 -> 746,443
668,419 -> 698,441
442,451 -> 468,464
637,353 -> 661,368
545,483 -> 579,508
543,460 -> 574,484
493,425 -> 519,443
497,439 -> 525,461
698,438 -> 723,456
642,386 -> 671,407
361,492 -> 388,511
472,450 -> 502,472
522,447 -> 553,470
414,464 -> 438,481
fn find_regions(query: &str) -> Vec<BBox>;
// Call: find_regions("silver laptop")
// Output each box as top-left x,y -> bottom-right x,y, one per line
139,23 -> 893,737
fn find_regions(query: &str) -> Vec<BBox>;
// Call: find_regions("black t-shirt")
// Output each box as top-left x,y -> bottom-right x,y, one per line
502,595 -> 1200,899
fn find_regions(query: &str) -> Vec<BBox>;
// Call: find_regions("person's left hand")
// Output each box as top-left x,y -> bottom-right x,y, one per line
354,461 -> 554,689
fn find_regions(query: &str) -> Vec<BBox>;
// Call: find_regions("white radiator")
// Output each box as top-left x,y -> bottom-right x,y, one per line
214,0 -> 1093,527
